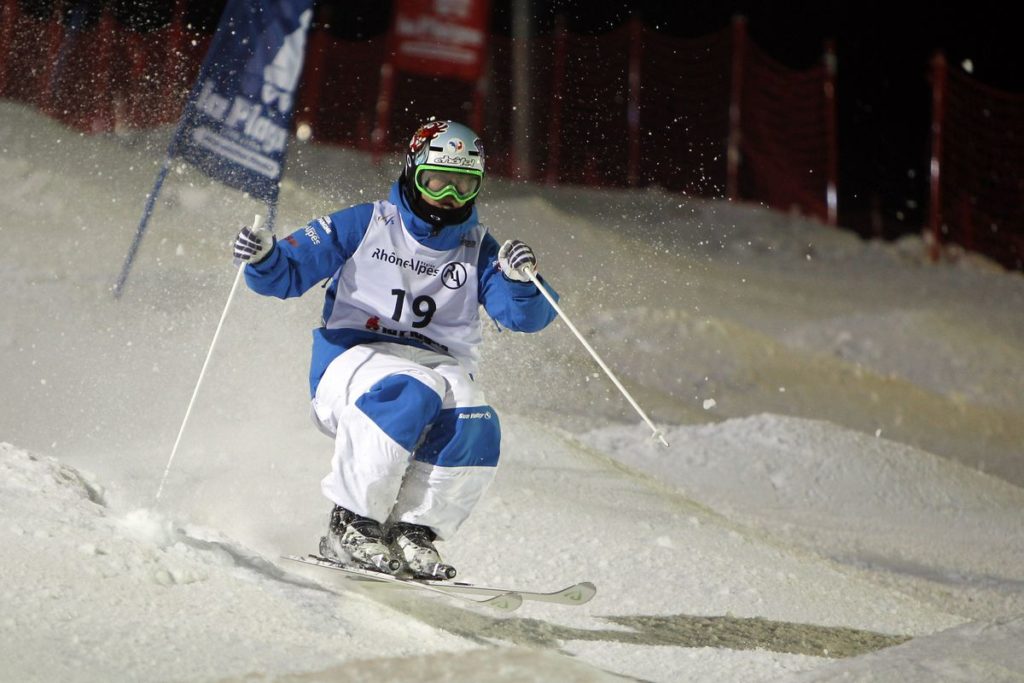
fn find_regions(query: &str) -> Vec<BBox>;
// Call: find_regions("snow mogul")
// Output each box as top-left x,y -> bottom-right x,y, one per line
233,120 -> 558,579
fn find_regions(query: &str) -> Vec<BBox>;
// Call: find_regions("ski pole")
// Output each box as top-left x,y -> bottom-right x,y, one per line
154,214 -> 263,501
522,265 -> 669,447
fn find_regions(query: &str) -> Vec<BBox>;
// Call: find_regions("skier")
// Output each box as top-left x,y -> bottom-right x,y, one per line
233,120 -> 558,579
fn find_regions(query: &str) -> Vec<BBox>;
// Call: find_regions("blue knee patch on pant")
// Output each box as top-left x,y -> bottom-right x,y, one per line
415,407 -> 501,468
355,375 -> 442,451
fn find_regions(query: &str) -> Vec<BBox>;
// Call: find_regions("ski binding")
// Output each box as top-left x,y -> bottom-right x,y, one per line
284,554 -> 523,611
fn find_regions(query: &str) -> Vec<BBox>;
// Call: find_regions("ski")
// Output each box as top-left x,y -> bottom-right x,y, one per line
283,554 -> 523,612
284,554 -> 596,607
415,577 -> 596,606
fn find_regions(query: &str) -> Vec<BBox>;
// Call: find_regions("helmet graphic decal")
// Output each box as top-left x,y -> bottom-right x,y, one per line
447,138 -> 465,153
409,121 -> 449,155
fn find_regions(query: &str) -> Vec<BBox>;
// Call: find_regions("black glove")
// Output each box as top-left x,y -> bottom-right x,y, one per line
232,224 -> 275,265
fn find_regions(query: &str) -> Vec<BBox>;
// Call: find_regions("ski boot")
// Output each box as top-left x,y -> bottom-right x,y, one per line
386,522 -> 457,580
319,505 -> 401,574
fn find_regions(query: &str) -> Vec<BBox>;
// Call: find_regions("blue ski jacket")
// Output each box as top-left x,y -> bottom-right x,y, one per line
244,181 -> 558,395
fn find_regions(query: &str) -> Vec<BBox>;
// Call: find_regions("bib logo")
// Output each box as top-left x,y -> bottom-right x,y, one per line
441,263 -> 468,289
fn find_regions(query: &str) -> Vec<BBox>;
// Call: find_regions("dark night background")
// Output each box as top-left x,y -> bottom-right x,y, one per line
252,0 -> 1024,240
34,0 -> 1023,240
463,2 -> 1018,240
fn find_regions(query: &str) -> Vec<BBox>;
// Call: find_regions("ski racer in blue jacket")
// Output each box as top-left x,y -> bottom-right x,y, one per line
233,120 -> 558,579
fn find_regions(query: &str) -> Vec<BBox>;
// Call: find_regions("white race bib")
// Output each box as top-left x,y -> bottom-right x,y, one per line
325,201 -> 486,372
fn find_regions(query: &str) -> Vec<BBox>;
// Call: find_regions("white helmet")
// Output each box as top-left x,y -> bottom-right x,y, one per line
403,120 -> 485,206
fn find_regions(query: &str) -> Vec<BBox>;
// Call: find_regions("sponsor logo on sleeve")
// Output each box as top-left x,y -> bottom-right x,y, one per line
457,410 -> 493,420
316,216 -> 333,234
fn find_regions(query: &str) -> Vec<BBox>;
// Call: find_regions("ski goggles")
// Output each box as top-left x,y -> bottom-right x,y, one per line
414,165 -> 483,204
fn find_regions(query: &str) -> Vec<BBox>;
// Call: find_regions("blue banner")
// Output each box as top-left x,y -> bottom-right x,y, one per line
174,0 -> 314,203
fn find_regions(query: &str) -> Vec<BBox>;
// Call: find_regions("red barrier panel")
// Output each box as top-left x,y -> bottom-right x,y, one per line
640,24 -> 732,196
0,0 -> 20,96
492,21 -> 736,194
1,3 -> 53,105
932,55 -> 1024,269
0,0 -> 203,133
481,30 -> 558,181
738,35 -> 831,221
294,31 -> 386,150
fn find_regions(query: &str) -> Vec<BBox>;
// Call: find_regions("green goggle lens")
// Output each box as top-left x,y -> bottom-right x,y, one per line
414,165 -> 483,203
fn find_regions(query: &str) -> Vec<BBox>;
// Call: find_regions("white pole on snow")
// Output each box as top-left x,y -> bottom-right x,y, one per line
522,266 -> 670,447
154,214 -> 263,501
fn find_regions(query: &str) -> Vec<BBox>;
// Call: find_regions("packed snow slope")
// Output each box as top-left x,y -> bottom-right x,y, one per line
1,101 -> 1023,682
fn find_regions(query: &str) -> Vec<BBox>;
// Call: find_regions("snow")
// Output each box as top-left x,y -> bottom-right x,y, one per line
1,100 -> 1023,681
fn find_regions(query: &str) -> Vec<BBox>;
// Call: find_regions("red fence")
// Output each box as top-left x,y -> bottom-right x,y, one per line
0,3 -> 833,216
3,1 -> 1021,269
0,0 -> 207,133
929,54 -> 1024,270
731,19 -> 837,224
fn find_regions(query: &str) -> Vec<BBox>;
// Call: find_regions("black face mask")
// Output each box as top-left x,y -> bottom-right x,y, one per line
399,175 -> 473,230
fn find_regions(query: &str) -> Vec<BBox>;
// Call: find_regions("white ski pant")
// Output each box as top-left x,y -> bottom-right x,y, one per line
311,342 -> 500,540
